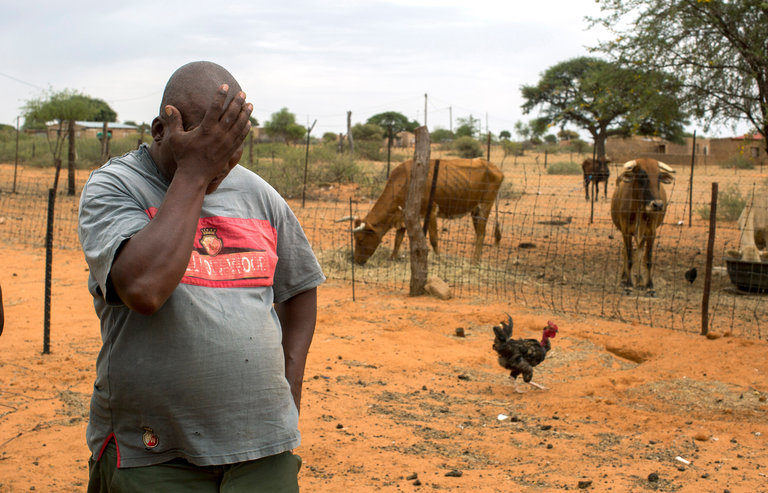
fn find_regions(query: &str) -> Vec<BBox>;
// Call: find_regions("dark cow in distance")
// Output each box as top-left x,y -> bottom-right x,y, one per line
611,158 -> 675,296
341,158 -> 504,265
582,157 -> 610,201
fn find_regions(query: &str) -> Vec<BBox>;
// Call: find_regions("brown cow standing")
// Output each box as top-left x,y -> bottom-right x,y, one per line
611,158 -> 675,295
582,157 -> 610,201
345,158 -> 504,265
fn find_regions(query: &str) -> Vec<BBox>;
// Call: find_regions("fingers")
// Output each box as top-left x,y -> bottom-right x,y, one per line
220,90 -> 250,130
163,105 -> 183,134
199,84 -> 231,129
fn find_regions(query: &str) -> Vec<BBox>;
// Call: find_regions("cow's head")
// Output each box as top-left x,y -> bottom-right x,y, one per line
620,159 -> 674,212
352,219 -> 382,265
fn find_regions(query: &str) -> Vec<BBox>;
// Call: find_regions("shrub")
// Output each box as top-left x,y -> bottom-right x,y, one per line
453,136 -> 483,158
719,154 -> 755,170
319,154 -> 360,184
546,161 -> 582,175
697,184 -> 746,222
502,140 -> 523,157
353,140 -> 384,161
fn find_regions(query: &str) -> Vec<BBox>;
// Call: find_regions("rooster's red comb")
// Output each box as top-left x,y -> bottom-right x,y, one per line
546,321 -> 558,330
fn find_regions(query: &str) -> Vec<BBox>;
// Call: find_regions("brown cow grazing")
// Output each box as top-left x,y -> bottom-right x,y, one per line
582,157 -> 610,201
343,158 -> 503,265
610,158 -> 675,295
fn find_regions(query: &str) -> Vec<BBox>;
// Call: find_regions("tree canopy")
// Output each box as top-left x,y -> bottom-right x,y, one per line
351,123 -> 384,141
22,89 -> 117,129
365,111 -> 419,134
590,0 -> 768,152
521,56 -> 688,158
264,107 -> 306,144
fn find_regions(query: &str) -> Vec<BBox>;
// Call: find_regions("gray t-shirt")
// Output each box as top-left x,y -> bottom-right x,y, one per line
78,145 -> 325,468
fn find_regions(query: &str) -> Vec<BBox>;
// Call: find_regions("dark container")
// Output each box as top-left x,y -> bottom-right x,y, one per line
724,257 -> 768,293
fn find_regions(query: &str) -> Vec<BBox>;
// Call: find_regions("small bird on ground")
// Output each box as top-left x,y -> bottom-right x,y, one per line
492,314 -> 558,393
685,267 -> 697,284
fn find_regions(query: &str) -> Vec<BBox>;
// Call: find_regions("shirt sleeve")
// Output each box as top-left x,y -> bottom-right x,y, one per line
271,199 -> 325,304
78,168 -> 152,304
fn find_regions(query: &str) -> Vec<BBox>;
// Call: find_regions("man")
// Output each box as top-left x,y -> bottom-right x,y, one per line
78,61 -> 325,492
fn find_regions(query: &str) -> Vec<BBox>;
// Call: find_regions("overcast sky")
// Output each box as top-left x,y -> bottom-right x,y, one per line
0,1 -> 745,138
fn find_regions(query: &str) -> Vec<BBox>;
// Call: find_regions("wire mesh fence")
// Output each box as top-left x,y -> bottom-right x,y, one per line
0,149 -> 765,340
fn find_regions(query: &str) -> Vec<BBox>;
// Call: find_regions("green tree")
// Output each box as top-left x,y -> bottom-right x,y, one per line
23,89 -> 115,194
264,108 -> 306,145
499,130 -> 512,140
521,56 -> 688,160
321,132 -> 338,144
430,128 -> 454,142
455,116 -> 479,138
557,129 -> 580,142
453,136 -> 482,158
590,0 -> 768,154
513,121 -> 531,142
351,123 -> 384,141
366,111 -> 419,154
351,123 -> 384,160
365,111 -> 419,133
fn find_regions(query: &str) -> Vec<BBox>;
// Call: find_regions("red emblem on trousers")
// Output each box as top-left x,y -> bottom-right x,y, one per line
142,427 -> 159,448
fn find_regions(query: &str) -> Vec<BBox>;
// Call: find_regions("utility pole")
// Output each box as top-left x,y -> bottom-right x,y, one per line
346,111 -> 354,154
449,106 -> 452,133
13,116 -> 19,193
424,93 -> 428,128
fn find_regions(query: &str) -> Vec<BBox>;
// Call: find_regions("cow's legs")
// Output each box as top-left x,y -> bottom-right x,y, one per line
391,227 -> 406,259
640,234 -> 656,296
471,209 -> 491,264
584,177 -> 591,201
620,233 -> 634,292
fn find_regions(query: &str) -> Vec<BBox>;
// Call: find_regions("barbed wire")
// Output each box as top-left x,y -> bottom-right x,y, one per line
0,156 -> 764,340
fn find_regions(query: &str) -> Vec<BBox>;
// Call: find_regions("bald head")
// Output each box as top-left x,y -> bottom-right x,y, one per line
159,61 -> 242,128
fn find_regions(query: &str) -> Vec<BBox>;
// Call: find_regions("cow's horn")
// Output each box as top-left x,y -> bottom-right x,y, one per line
351,222 -> 366,233
657,161 -> 675,173
335,215 -> 357,223
622,160 -> 637,170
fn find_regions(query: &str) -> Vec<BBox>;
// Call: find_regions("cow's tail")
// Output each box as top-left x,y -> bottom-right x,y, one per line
494,220 -> 502,244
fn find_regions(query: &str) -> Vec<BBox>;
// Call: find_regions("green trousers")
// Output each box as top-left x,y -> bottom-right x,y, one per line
88,440 -> 301,493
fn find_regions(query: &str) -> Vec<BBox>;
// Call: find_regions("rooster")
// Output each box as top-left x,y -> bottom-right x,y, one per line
492,314 -> 558,393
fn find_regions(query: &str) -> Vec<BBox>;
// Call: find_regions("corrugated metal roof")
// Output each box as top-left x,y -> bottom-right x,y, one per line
74,121 -> 138,129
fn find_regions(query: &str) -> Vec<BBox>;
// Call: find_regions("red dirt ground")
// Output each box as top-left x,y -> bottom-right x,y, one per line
1,246 -> 767,492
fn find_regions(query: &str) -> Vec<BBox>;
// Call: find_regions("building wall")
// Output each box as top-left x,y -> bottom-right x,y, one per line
606,135 -> 765,167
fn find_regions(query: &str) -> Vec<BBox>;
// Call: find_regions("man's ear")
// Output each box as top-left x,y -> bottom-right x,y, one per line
150,117 -> 164,142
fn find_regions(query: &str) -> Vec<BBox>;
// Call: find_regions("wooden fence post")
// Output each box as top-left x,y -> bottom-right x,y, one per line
702,182 -> 718,336
405,126 -> 431,296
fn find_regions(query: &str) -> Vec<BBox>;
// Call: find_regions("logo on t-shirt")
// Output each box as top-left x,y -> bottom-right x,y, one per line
145,208 -> 278,288
199,227 -> 223,256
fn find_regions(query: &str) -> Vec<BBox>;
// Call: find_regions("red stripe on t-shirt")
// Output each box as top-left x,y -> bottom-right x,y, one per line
145,208 -> 278,288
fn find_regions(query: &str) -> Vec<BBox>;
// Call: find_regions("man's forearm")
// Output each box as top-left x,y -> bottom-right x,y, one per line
110,173 -> 208,314
276,288 -> 318,412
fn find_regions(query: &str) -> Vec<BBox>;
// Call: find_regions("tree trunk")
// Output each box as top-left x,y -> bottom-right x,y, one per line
595,128 -> 608,160
406,126 -> 431,296
67,120 -> 76,196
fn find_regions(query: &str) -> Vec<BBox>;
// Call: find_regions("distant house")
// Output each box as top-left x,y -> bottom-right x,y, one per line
709,133 -> 765,165
395,131 -> 414,148
606,133 -> 766,167
45,121 -> 138,140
